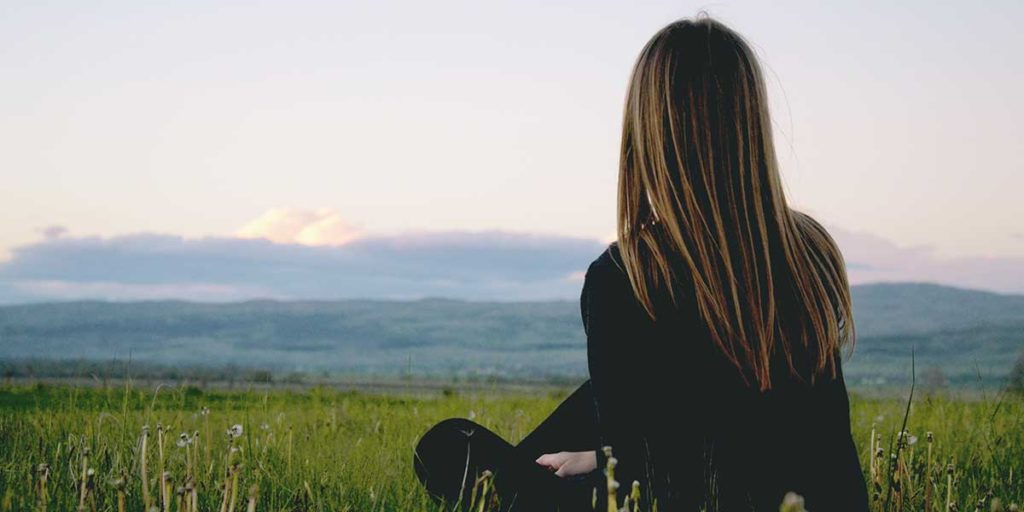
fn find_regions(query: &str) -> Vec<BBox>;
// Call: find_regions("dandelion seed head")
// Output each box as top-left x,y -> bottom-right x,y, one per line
780,492 -> 807,512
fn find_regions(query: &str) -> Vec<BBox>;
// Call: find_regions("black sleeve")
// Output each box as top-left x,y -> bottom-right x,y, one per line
581,253 -> 658,509
822,356 -> 870,511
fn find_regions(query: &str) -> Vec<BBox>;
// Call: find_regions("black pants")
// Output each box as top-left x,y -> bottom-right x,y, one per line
412,380 -> 603,512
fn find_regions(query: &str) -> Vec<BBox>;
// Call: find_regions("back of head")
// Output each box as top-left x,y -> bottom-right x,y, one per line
615,15 -> 855,391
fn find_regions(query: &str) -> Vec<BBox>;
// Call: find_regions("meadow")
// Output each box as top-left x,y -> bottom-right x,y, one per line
0,382 -> 1020,512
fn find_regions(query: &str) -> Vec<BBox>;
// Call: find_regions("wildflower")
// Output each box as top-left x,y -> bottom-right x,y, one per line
176,433 -> 191,448
200,407 -> 210,417
780,492 -> 807,512
227,424 -> 243,438
896,430 -> 917,447
927,431 -> 934,443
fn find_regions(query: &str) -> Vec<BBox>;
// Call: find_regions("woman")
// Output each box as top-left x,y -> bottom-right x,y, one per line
412,14 -> 868,512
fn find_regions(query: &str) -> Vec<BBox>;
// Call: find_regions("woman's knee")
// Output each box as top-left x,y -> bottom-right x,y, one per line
413,417 -> 486,501
418,417 -> 478,445
414,417 -> 479,467
432,417 -> 479,432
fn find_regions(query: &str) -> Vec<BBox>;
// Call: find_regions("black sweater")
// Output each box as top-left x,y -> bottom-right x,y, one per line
581,243 -> 868,511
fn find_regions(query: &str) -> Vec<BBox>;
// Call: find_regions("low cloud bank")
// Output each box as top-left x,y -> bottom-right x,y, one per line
0,231 -> 604,303
0,224 -> 1021,304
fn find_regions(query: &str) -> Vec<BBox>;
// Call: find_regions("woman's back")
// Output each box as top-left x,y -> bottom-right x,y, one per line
590,15 -> 868,509
414,14 -> 869,512
583,241 -> 868,511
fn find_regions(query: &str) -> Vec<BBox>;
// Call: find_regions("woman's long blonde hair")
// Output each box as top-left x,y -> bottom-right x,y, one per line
616,15 -> 855,391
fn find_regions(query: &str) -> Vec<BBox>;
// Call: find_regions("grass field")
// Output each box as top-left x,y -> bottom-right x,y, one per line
0,382 -> 1020,511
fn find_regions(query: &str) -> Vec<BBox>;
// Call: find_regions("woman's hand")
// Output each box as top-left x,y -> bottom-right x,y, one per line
535,450 -> 598,478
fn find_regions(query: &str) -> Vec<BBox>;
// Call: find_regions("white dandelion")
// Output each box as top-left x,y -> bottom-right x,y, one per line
176,432 -> 192,448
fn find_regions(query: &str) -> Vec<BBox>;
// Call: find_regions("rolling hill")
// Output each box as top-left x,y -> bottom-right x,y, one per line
1,282 -> 1021,388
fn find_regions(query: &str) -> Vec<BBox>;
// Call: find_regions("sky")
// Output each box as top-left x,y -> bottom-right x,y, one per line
1,0 -> 1022,302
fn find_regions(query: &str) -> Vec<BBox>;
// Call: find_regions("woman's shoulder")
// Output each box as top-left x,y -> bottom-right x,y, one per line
584,242 -> 631,291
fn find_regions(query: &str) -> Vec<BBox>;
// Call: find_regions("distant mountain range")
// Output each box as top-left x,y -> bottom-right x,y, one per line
1,282 -> 1021,388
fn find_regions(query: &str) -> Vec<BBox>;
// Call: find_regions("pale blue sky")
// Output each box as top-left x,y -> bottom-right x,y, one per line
1,1 -> 1022,300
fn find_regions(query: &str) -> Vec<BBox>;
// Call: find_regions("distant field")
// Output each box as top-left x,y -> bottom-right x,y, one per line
0,383 -> 1020,511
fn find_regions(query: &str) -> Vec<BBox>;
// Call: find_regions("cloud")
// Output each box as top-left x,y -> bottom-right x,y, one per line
828,224 -> 1024,294
39,225 -> 69,240
0,230 -> 605,303
0,221 -> 1021,304
235,208 -> 361,246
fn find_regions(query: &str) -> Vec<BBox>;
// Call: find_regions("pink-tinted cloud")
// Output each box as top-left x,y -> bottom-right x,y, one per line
828,224 -> 1024,294
235,208 -> 361,246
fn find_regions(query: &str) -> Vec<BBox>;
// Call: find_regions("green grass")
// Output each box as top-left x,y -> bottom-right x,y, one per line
0,383 -> 1020,511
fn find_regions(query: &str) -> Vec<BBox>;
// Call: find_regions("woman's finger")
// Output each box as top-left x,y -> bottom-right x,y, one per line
535,453 -> 559,469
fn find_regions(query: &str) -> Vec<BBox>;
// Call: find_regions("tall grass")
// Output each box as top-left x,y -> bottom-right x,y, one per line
0,383 -> 1020,511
